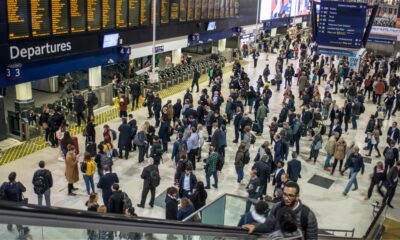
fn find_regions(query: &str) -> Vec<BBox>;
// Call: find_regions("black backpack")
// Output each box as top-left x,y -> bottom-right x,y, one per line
149,167 -> 161,188
33,170 -> 47,195
244,150 -> 250,164
111,130 -> 117,140
0,182 -> 8,200
122,192 -> 133,210
81,161 -> 88,173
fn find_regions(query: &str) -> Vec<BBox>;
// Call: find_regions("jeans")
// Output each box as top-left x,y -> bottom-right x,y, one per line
257,119 -> 264,134
37,189 -> 51,207
206,171 -> 218,188
344,168 -> 359,193
324,154 -> 333,169
83,174 -> 95,195
234,127 -> 240,141
386,105 -> 393,119
235,166 -> 244,183
351,114 -> 358,129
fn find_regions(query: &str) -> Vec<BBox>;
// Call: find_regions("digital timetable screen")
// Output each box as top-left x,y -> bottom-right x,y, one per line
5,0 -> 240,40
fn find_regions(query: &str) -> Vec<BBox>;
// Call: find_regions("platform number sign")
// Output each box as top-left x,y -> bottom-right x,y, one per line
119,47 -> 131,56
5,63 -> 22,80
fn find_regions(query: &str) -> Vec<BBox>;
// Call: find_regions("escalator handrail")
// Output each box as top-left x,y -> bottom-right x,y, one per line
0,200 -> 251,237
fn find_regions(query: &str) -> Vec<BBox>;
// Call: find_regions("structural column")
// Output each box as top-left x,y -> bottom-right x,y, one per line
89,66 -> 102,89
171,48 -> 182,65
15,82 -> 34,113
218,39 -> 227,52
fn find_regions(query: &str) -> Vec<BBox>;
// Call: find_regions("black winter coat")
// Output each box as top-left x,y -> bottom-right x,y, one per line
118,123 -> 133,149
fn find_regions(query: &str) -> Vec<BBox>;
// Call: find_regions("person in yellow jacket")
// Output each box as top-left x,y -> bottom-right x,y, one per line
81,152 -> 96,195
114,96 -> 120,109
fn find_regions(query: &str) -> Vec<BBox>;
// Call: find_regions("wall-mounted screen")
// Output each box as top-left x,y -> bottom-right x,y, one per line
103,33 -> 119,48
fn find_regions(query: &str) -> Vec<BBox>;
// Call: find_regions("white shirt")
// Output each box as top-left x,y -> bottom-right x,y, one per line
183,174 -> 191,191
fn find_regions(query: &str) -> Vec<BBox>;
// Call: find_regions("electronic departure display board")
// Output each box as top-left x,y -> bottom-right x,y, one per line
70,0 -> 86,33
187,0 -> 195,21
194,0 -> 201,20
116,0 -> 128,28
229,0 -> 234,17
160,0 -> 170,24
180,0 -> 187,22
208,0 -> 214,19
87,0 -> 101,31
234,0 -> 239,16
7,0 -> 30,39
128,0 -> 139,27
102,0 -> 116,29
151,0 -> 160,24
31,0 -> 51,37
316,1 -> 367,48
219,0 -> 225,18
214,0 -> 220,19
52,0 -> 69,35
170,0 -> 179,22
201,0 -> 208,20
140,0 -> 151,26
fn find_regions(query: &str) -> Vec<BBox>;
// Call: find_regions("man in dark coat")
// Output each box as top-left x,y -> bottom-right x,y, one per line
130,81 -> 141,110
287,152 -> 302,182
252,155 -> 271,200
86,87 -> 97,121
179,168 -> 198,198
165,187 -> 179,220
245,170 -> 260,213
233,108 -> 243,143
128,114 -> 137,151
73,90 -> 86,127
191,68 -> 201,93
145,90 -> 155,118
137,158 -> 159,208
108,183 -> 125,214
153,93 -> 162,127
118,118 -> 133,160
97,165 -> 119,207
211,123 -> 222,152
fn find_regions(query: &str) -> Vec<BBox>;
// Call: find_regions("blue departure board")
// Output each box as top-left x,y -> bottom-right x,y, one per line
316,1 -> 367,48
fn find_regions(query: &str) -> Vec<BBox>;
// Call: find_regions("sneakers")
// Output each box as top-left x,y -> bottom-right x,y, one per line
352,187 -> 358,191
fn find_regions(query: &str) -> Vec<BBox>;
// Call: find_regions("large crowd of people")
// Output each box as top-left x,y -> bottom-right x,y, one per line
0,28 -> 400,240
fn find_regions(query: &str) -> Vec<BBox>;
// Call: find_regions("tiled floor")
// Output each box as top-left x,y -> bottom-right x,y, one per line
0,50 -> 399,239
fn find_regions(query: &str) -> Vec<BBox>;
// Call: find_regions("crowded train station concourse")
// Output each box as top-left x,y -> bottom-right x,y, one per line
0,0 -> 400,239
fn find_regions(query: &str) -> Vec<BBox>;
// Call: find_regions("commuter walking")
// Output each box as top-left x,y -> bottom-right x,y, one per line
190,181 -> 208,211
108,183 -> 125,214
118,117 -> 133,160
86,87 -> 98,121
187,127 -> 200,170
205,146 -> 219,189
252,154 -> 271,200
383,140 -> 399,174
130,81 -> 141,110
134,124 -> 148,163
145,90 -> 155,118
287,152 -> 301,182
365,161 -> 385,200
32,161 -> 53,206
97,165 -> 119,207
234,143 -> 246,184
192,68 -> 201,93
73,90 -> 86,127
385,161 -> 400,208
245,170 -> 260,213
331,137 -> 347,175
343,146 -> 365,196
165,187 -> 179,220
137,158 -> 160,208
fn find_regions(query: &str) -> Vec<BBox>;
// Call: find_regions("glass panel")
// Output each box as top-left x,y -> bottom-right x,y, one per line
199,195 -> 226,225
224,195 -> 248,227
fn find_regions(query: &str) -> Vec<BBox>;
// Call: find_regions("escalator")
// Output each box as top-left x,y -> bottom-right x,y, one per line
0,192 -> 386,240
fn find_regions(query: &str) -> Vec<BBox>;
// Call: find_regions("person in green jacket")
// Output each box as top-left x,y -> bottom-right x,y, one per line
234,143 -> 246,184
256,102 -> 268,136
205,146 -> 219,189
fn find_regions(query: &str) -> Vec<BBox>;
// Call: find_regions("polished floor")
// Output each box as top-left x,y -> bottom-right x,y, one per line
0,50 -> 399,239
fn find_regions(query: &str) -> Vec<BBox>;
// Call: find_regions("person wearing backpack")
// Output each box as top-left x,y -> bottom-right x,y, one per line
95,144 -> 113,177
2,172 -> 28,235
171,133 -> 187,164
32,161 -> 53,206
81,152 -> 96,195
108,183 -> 125,214
243,182 -> 318,240
151,135 -> 164,165
137,158 -> 160,208
383,140 -> 399,174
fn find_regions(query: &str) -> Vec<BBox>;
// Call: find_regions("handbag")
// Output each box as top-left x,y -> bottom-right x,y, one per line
313,141 -> 322,150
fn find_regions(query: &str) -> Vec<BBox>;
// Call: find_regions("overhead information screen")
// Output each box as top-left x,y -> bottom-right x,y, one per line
160,0 -> 170,24
201,0 -> 208,19
7,0 -> 30,39
102,0 -> 116,29
87,0 -> 101,31
213,0 -> 219,19
170,0 -> 179,22
31,0 -> 51,37
140,0 -> 151,26
208,0 -> 214,19
187,0 -> 195,21
229,0 -> 234,17
128,0 -> 139,27
70,0 -> 86,33
316,1 -> 367,48
51,0 -> 69,35
194,0 -> 201,20
180,0 -> 187,22
116,0 -> 128,28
